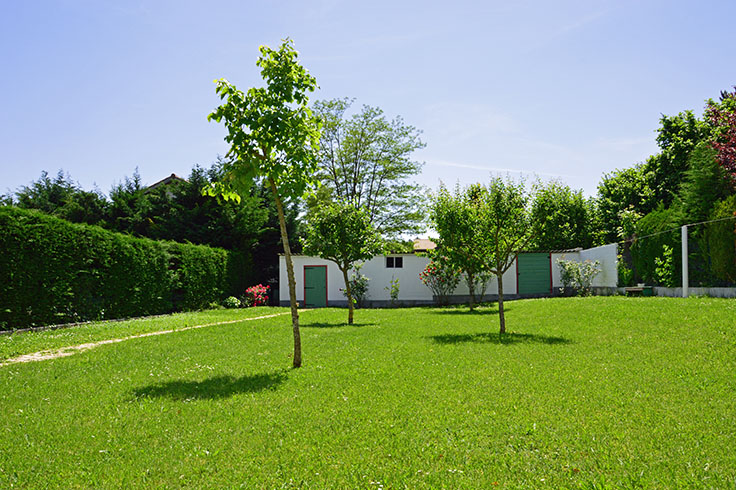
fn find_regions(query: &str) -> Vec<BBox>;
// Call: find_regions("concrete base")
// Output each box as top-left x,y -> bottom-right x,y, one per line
613,287 -> 736,298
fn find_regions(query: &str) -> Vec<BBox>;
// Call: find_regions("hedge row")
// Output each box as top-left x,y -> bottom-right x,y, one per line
0,207 -> 240,330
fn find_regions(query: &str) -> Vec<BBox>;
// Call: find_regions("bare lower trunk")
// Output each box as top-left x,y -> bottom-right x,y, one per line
466,271 -> 476,311
268,178 -> 301,368
341,267 -> 354,324
498,272 -> 506,334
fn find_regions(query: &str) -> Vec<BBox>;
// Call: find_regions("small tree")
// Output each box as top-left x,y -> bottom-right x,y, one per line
302,202 -> 382,324
472,179 -> 536,334
206,39 -> 321,368
430,184 -> 487,311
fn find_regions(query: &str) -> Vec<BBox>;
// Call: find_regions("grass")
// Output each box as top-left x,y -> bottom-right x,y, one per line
1,297 -> 735,488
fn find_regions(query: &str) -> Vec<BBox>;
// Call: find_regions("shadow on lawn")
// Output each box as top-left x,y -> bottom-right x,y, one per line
301,321 -> 376,329
429,332 -> 571,346
433,306 -> 503,315
132,370 -> 287,401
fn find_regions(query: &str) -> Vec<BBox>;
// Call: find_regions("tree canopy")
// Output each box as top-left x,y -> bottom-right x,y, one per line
312,97 -> 426,238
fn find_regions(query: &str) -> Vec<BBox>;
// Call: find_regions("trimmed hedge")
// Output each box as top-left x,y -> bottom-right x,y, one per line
0,207 -> 235,329
706,195 -> 736,283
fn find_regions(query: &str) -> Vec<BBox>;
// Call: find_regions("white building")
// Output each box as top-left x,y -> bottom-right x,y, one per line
278,244 -> 618,307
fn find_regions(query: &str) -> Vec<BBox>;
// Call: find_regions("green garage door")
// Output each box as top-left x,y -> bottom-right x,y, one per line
517,253 -> 551,295
304,266 -> 327,308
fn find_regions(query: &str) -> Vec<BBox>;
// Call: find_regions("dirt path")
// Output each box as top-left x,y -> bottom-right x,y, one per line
0,311 -> 299,368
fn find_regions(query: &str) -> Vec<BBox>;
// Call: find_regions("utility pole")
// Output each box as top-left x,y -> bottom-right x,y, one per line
681,225 -> 688,298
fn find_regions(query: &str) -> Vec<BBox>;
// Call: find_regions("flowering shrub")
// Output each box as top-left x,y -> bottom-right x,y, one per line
420,258 -> 460,305
222,296 -> 241,309
557,258 -> 601,296
342,264 -> 370,308
243,284 -> 270,307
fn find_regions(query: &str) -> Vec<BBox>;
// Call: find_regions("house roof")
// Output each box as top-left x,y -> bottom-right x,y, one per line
144,173 -> 187,193
412,238 -> 436,252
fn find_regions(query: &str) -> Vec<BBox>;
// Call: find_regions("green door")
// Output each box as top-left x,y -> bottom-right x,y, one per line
517,253 -> 551,295
304,266 -> 327,307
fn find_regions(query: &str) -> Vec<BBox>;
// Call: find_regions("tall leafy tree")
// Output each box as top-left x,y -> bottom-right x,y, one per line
207,39 -> 321,368
705,87 -> 736,185
646,110 -> 711,207
595,164 -> 655,243
301,202 -> 382,324
312,97 -> 426,238
530,180 -> 594,250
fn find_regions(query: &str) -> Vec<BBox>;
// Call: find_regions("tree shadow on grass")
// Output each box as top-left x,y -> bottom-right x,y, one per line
131,370 -> 288,401
428,332 -> 572,346
432,306 -> 504,315
301,321 -> 376,329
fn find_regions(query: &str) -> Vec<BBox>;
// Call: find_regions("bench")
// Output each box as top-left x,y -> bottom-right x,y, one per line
625,286 -> 653,297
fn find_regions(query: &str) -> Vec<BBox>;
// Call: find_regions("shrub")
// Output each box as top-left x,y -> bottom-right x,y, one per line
557,258 -> 601,296
243,284 -> 270,307
222,296 -> 241,309
343,264 -> 369,308
654,245 -> 676,287
419,258 -> 460,305
386,277 -> 400,306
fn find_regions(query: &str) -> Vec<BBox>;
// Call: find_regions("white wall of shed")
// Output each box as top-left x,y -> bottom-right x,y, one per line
280,254 -> 520,303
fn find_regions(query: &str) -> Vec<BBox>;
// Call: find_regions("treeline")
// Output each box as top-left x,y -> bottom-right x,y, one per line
1,162 -> 300,289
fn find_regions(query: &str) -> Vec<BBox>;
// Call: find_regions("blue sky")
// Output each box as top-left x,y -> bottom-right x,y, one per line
2,0 -> 735,198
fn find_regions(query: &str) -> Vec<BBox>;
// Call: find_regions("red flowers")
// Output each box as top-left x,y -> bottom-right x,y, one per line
244,284 -> 270,307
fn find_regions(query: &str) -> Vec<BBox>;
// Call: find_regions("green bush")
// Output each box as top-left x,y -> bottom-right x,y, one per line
0,207 -> 234,329
222,296 -> 241,309
631,205 -> 681,285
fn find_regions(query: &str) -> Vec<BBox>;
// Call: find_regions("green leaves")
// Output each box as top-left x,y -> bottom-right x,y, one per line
301,201 -> 382,270
208,39 -> 321,202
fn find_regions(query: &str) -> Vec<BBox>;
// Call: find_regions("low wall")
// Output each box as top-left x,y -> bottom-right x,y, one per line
611,287 -> 736,298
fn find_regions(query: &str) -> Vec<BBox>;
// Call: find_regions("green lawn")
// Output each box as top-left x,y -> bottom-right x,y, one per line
1,297 -> 734,488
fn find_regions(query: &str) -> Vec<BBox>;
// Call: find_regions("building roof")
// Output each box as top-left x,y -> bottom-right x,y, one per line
412,238 -> 436,252
144,173 -> 187,193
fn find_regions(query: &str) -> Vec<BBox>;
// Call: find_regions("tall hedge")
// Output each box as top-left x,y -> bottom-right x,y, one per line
706,195 -> 736,283
0,207 -> 234,330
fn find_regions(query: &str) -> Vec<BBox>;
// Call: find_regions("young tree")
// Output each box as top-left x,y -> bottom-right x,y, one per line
472,179 -> 536,334
312,98 -> 426,238
301,202 -> 382,324
207,39 -> 321,368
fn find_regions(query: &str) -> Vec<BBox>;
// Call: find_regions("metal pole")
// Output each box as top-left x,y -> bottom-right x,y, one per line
681,225 -> 688,298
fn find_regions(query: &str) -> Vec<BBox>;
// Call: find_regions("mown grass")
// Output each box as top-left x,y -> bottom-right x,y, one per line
0,307 -> 287,361
0,297 -> 734,488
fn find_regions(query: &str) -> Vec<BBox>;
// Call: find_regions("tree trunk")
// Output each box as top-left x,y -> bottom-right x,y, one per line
341,267 -> 354,324
498,272 -> 506,334
466,271 -> 476,311
268,177 -> 301,368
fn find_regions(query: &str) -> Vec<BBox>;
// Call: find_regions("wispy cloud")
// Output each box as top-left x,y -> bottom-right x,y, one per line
424,158 -> 574,179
